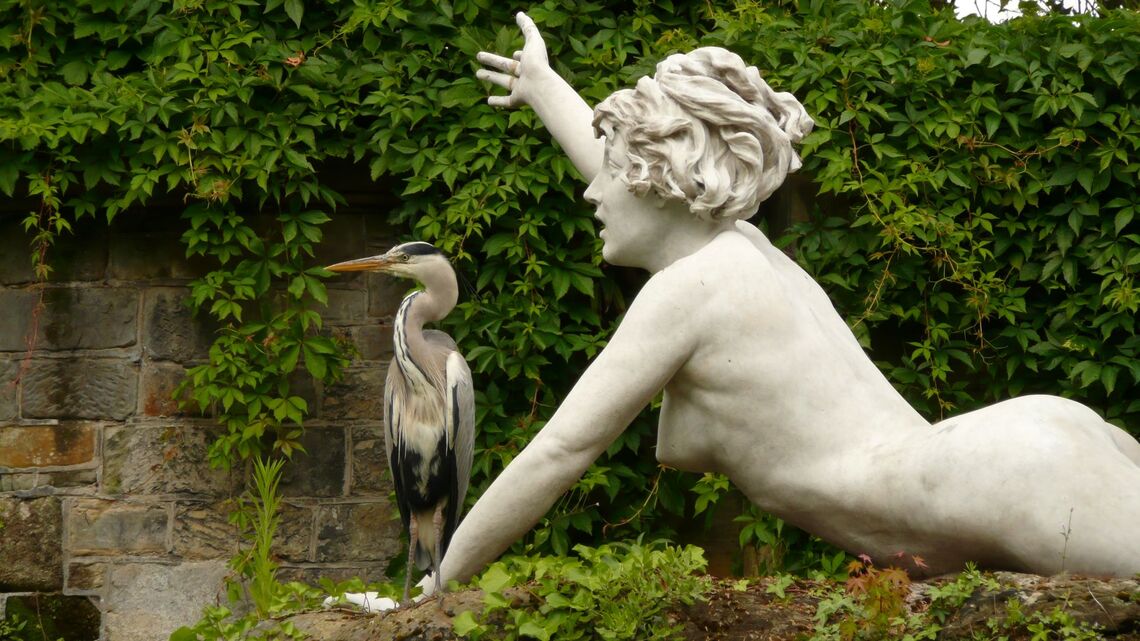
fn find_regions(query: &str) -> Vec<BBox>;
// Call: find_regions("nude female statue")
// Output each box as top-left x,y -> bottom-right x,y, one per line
412,13 -> 1140,593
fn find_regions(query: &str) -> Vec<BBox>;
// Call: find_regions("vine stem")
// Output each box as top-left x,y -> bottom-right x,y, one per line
602,466 -> 664,535
14,175 -> 55,388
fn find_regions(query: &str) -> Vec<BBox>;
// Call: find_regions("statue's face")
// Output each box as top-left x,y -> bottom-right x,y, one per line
583,128 -> 661,269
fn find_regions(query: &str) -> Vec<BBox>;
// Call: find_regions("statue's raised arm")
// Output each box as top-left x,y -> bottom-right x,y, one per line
475,12 -> 604,181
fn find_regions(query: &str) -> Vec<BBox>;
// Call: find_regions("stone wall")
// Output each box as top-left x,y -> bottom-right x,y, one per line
0,204 -> 407,640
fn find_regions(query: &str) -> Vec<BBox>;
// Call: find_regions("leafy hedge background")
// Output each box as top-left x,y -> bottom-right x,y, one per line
2,0 -> 1137,572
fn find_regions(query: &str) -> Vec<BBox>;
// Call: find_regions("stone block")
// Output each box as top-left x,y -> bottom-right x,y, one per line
0,289 -> 38,352
279,428 -> 346,498
315,501 -> 401,563
349,423 -> 391,496
0,423 -> 97,469
0,496 -> 64,590
67,561 -> 107,594
49,229 -> 110,282
366,273 -> 407,319
142,288 -> 216,362
107,229 -> 202,281
0,222 -> 35,284
3,593 -> 101,641
346,324 -> 393,362
0,359 -> 16,421
21,358 -> 138,420
277,563 -> 388,586
364,223 -> 400,257
103,561 -> 228,641
288,369 -> 319,416
67,499 -> 168,556
320,367 -> 384,422
0,468 -> 97,491
140,361 -> 191,417
322,288 -> 368,323
102,424 -> 239,496
312,213 -> 367,267
37,287 -> 138,350
274,501 -> 314,563
171,501 -> 238,561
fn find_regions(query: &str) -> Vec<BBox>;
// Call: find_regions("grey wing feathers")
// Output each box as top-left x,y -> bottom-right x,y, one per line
383,360 -> 409,531
445,349 -> 476,524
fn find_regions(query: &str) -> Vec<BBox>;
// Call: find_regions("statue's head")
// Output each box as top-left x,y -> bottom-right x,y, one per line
592,47 -> 813,222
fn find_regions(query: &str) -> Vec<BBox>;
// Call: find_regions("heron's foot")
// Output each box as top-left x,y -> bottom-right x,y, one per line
403,591 -> 437,610
322,591 -> 398,613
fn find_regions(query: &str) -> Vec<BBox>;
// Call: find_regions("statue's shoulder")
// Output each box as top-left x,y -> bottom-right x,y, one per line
647,232 -> 774,300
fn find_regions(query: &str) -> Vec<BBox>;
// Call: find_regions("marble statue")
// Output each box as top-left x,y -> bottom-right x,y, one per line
397,13 -> 1140,598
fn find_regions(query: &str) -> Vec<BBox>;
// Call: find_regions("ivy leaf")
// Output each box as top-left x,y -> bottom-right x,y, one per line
964,48 -> 987,67
477,564 -> 513,593
60,61 -> 89,85
0,164 -> 18,197
517,620 -> 554,641
452,611 -> 484,636
285,0 -> 304,27
1115,209 -> 1133,236
303,345 -> 327,379
169,627 -> 197,641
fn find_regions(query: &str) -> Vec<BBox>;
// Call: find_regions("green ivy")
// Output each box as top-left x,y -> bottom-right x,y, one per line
454,540 -> 709,641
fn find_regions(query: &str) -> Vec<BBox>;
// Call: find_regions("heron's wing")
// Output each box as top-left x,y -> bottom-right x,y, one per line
441,348 -> 475,554
384,360 -> 411,532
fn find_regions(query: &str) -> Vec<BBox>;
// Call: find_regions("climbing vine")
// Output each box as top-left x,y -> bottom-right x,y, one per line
2,0 -> 1138,582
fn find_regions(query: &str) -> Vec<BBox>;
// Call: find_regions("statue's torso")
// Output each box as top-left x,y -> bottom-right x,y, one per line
642,228 -> 1140,576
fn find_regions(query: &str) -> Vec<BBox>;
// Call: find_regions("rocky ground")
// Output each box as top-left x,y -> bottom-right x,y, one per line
279,572 -> 1140,640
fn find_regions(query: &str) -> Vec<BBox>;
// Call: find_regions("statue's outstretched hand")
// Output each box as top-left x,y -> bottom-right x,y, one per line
475,11 -> 552,108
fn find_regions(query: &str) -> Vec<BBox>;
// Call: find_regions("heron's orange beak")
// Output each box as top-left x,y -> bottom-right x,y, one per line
325,254 -> 394,273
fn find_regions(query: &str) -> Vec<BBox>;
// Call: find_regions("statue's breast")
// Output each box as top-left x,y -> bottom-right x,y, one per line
655,388 -> 719,473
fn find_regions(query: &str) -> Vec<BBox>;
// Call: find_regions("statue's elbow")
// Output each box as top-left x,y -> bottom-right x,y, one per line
533,429 -> 599,477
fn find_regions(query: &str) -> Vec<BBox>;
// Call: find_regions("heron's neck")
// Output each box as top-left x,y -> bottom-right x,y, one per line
392,272 -> 458,389
401,269 -> 458,331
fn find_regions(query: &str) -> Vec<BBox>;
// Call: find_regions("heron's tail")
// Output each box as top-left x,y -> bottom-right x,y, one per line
413,512 -> 436,571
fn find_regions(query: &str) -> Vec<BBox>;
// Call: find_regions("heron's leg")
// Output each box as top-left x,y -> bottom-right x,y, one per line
433,505 -> 444,602
404,518 -> 418,605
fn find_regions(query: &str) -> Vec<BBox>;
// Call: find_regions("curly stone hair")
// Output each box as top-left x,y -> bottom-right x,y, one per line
592,47 -> 813,222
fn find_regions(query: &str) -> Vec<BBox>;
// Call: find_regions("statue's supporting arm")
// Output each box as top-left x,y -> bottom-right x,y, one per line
476,12 -> 604,182
431,271 -> 697,590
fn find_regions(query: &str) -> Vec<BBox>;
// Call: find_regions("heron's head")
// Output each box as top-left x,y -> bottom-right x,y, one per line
325,241 -> 449,280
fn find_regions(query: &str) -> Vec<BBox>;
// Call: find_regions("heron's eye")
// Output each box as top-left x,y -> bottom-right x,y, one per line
400,254 -> 410,262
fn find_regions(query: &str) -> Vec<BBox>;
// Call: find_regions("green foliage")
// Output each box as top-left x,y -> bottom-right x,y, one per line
734,502 -> 851,578
2,0 -> 352,469
0,614 -> 27,641
228,457 -> 287,618
454,539 -> 709,641
0,607 -> 64,641
805,561 -> 1113,641
807,560 -> 990,641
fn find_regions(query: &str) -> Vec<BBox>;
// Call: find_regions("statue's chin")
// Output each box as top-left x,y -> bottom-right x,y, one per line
600,245 -> 635,269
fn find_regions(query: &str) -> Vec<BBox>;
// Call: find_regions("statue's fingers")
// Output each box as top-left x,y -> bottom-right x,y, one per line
476,69 -> 515,90
487,94 -> 516,109
476,51 -> 517,74
513,51 -> 522,62
516,12 -> 541,44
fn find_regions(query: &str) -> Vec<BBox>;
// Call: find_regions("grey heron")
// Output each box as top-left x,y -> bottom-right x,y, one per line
326,241 -> 475,604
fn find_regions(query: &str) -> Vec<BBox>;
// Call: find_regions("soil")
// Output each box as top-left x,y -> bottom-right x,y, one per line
283,572 -> 1140,640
